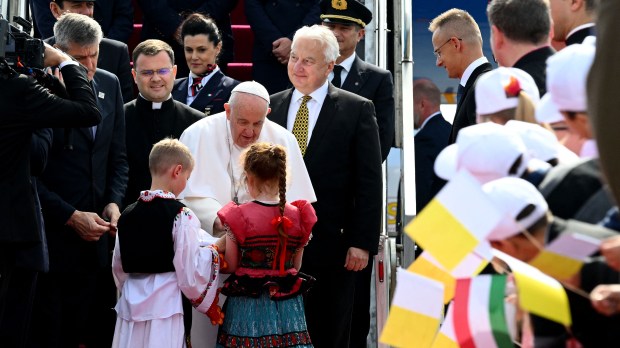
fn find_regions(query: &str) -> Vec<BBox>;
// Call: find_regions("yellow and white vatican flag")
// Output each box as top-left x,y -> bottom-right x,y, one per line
405,171 -> 503,271
380,268 -> 445,348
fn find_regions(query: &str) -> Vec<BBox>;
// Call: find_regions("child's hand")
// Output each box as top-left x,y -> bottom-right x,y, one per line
214,236 -> 226,252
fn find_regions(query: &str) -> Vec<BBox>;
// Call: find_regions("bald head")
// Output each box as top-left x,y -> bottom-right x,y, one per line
413,79 -> 441,127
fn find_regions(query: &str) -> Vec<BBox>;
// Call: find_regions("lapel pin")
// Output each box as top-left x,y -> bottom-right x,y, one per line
98,92 -> 105,99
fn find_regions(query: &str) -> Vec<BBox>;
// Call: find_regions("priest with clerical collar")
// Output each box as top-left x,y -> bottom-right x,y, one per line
123,39 -> 205,208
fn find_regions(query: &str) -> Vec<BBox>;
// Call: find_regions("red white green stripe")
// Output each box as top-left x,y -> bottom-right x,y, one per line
453,275 -> 513,348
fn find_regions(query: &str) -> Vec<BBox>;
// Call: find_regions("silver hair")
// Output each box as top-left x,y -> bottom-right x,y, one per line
54,13 -> 103,51
291,25 -> 340,63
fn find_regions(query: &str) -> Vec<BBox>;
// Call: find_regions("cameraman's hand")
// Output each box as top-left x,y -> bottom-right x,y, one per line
43,43 -> 72,67
66,210 -> 110,241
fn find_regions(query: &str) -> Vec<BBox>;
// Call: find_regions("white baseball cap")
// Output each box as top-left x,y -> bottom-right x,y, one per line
505,120 -> 560,163
434,122 -> 529,184
546,38 -> 596,112
483,177 -> 549,240
475,67 -> 540,116
535,94 -> 564,124
231,81 -> 270,104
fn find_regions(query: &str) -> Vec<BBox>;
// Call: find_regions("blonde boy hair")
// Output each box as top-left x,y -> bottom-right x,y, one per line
149,138 -> 194,176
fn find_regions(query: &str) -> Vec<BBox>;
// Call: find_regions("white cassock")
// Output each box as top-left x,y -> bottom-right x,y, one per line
178,111 -> 316,347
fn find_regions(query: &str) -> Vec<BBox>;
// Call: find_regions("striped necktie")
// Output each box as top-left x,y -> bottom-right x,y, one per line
292,95 -> 312,155
191,76 -> 203,97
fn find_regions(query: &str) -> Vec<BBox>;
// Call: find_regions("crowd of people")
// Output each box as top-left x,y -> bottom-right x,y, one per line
1,0 -> 620,347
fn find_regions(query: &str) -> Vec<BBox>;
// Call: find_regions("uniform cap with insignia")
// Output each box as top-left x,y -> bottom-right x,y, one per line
320,0 -> 373,28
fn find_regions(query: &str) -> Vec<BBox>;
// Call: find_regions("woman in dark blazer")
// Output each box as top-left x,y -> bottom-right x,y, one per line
172,13 -> 239,116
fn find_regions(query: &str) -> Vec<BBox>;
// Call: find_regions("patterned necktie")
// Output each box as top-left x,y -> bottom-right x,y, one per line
190,76 -> 203,97
331,65 -> 344,88
292,95 -> 312,156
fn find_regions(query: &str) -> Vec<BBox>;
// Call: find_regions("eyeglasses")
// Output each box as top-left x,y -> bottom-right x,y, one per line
136,67 -> 173,78
433,37 -> 462,59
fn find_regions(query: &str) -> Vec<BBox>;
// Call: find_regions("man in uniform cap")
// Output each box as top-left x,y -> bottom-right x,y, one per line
179,80 -> 316,347
321,0 -> 394,162
320,3 -> 394,343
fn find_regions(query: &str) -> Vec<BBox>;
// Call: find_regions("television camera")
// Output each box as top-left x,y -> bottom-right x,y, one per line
0,16 -> 45,73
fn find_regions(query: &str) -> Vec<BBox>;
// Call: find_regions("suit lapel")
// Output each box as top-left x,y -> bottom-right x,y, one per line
457,62 -> 493,109
191,71 -> 226,110
174,78 -> 189,101
304,85 -> 338,161
269,88 -> 294,128
341,56 -> 366,93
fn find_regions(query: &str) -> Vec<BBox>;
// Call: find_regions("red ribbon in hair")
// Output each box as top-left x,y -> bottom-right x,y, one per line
271,215 -> 292,274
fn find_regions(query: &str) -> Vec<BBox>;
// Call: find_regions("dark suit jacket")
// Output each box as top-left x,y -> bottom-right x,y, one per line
45,36 -> 134,103
449,62 -> 493,143
414,113 -> 451,212
172,70 -> 239,115
245,0 -> 321,93
123,96 -> 203,207
31,0 -> 134,42
0,64 -> 100,244
513,46 -> 555,97
341,55 -> 395,161
566,26 -> 596,46
136,0 -> 237,76
37,69 -> 128,272
269,84 -> 382,266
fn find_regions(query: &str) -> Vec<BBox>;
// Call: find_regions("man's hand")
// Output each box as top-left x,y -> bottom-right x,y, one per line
212,217 -> 226,238
591,284 -> 620,316
272,37 -> 292,65
43,43 -> 72,67
601,235 -> 620,271
66,210 -> 110,241
102,203 -> 121,237
344,247 -> 369,272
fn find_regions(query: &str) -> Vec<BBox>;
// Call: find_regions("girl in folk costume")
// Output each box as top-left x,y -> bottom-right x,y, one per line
216,142 -> 317,347
112,139 -> 223,347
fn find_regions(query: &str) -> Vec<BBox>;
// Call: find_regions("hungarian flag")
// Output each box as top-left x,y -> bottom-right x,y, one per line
453,275 -> 516,348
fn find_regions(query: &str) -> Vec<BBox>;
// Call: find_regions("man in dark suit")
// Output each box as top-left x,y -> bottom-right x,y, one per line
269,24 -> 382,347
29,14 -> 128,348
487,0 -> 555,97
413,79 -> 451,212
124,40 -> 204,207
320,0 -> 394,162
0,44 -> 101,348
30,0 -> 134,42
429,8 -> 493,144
319,1 -> 394,345
245,0 -> 321,94
136,0 -> 237,77
549,0 -> 596,46
40,0 -> 134,103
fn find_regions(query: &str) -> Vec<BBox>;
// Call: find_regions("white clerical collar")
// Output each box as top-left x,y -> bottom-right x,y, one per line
567,23 -> 595,40
292,80 -> 329,105
337,53 -> 356,72
139,94 -> 172,109
460,56 -> 489,87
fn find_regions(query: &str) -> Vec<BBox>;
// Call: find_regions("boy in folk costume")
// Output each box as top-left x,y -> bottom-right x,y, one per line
112,138 -> 223,347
